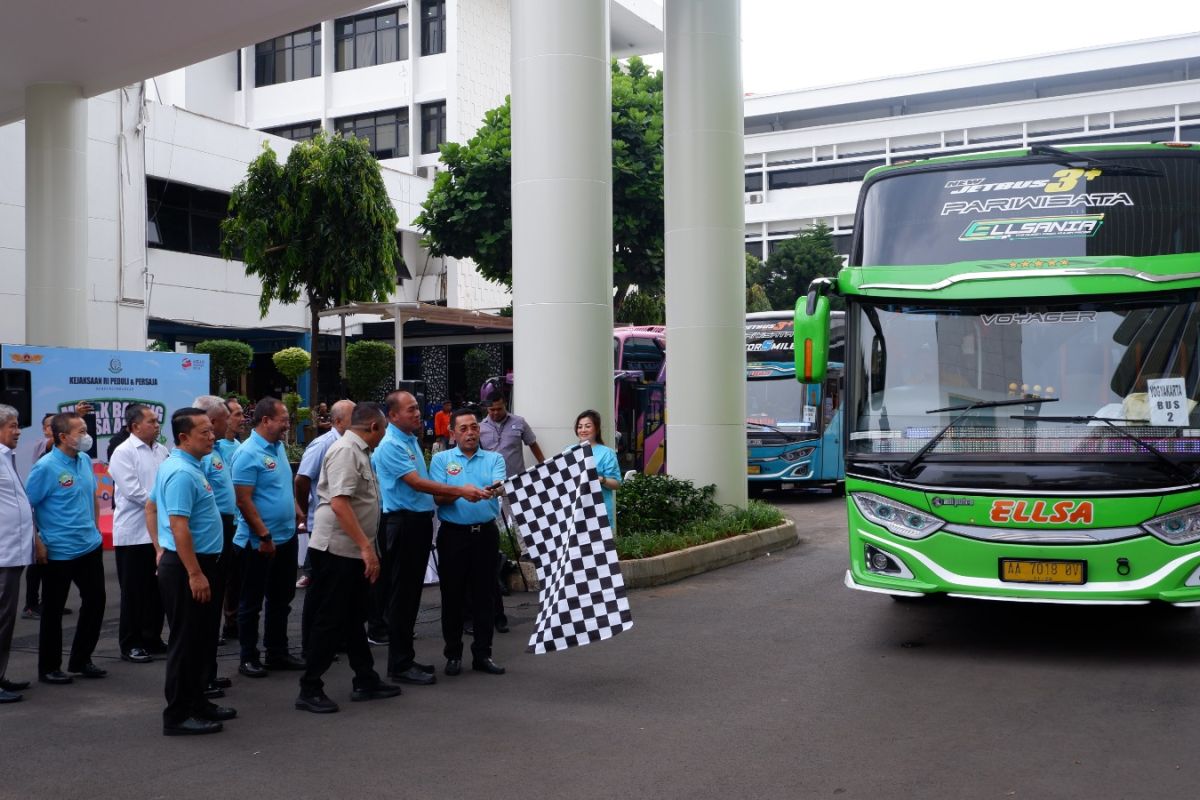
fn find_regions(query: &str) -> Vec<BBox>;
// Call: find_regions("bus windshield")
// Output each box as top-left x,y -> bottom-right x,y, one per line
860,153 -> 1200,265
849,293 -> 1200,471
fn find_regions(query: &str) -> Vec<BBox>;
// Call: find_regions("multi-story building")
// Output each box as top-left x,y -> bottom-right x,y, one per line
743,33 -> 1200,263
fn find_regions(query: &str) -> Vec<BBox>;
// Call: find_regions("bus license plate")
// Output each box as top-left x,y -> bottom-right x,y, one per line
747,465 -> 761,475
999,559 -> 1087,585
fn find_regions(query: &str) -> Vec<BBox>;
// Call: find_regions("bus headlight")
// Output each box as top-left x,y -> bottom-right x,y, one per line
852,492 -> 944,540
781,447 -> 814,462
1143,505 -> 1200,545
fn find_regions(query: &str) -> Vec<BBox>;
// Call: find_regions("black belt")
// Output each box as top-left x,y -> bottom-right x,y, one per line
440,521 -> 497,534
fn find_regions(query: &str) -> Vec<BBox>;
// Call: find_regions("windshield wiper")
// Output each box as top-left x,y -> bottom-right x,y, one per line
895,397 -> 1059,478
1027,145 -> 1163,177
1010,414 -> 1200,484
747,420 -> 806,441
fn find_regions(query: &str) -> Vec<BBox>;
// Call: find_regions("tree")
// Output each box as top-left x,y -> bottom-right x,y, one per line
618,290 -> 664,326
416,56 -> 664,316
346,340 -> 395,401
463,348 -> 492,401
745,251 -> 772,312
760,223 -> 845,311
273,347 -> 311,391
221,132 -> 402,408
746,284 -> 772,313
195,339 -> 254,393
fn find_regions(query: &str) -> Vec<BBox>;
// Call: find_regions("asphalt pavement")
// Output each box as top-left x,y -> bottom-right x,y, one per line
3,492 -> 1200,799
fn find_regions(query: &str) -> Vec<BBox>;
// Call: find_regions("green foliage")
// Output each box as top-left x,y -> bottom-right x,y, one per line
615,501 -> 785,559
463,348 -> 491,400
618,290 -> 664,326
615,474 -> 721,536
416,57 -> 664,316
282,392 -> 302,419
225,392 -> 250,408
760,223 -> 845,311
221,132 -> 402,405
285,441 -> 306,463
273,348 -> 311,388
346,340 -> 395,401
195,339 -> 254,391
148,339 -> 173,353
746,283 -> 772,313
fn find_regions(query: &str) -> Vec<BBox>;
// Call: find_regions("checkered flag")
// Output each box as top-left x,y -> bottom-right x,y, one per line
505,444 -> 633,654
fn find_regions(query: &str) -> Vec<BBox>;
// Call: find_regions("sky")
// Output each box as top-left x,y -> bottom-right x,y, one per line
651,0 -> 1197,96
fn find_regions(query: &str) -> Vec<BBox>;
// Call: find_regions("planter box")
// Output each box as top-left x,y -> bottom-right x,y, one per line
505,519 -> 798,592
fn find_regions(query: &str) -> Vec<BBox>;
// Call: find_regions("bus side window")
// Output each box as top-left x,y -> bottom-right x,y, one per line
824,372 -> 842,426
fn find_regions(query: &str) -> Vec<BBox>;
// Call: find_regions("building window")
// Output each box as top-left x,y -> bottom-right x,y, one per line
421,101 -> 446,154
255,26 -> 322,87
264,121 -> 322,142
235,51 -> 241,91
336,8 -> 407,71
146,178 -> 231,257
421,0 -> 445,56
744,172 -> 763,192
335,109 -> 409,159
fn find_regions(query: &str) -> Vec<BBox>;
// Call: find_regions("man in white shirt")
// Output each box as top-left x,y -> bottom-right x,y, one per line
0,404 -> 35,702
109,403 -> 169,663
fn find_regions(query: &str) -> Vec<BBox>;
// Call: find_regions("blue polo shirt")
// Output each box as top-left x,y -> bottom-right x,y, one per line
26,448 -> 100,561
373,423 -> 435,513
231,430 -> 296,548
201,448 -> 236,516
430,446 -> 504,525
214,437 -> 240,465
152,449 -> 223,555
297,428 -> 341,529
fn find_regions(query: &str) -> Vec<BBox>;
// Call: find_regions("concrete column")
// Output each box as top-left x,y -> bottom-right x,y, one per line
664,0 -> 747,507
25,84 -> 89,347
510,1 -> 613,453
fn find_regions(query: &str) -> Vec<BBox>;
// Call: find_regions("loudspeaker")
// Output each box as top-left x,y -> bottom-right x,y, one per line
396,380 -> 428,415
0,368 -> 31,428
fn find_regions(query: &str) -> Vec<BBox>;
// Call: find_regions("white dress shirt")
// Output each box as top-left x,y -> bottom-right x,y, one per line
0,442 -> 34,567
109,435 -> 169,547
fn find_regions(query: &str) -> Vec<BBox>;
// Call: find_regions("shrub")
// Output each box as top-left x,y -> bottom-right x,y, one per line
615,473 -> 721,536
273,347 -> 311,390
614,500 -> 785,559
346,340 -> 395,401
463,347 -> 491,401
196,339 -> 254,392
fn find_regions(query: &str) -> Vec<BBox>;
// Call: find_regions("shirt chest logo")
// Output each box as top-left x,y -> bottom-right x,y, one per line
212,456 -> 224,471
57,471 -> 74,488
446,462 -> 463,476
204,480 -> 213,493
263,456 -> 277,471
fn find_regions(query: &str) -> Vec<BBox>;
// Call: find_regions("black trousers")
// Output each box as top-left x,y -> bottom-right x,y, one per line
24,563 -> 41,609
383,510 -> 434,674
300,549 -> 380,695
206,514 -> 237,683
158,550 -> 221,726
437,522 -> 498,661
38,546 -> 106,675
221,539 -> 244,636
238,536 -> 298,663
115,542 -> 164,653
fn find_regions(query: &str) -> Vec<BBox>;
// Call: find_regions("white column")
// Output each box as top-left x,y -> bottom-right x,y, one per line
510,1 -> 614,453
393,306 -> 405,384
25,84 -> 89,348
664,0 -> 747,507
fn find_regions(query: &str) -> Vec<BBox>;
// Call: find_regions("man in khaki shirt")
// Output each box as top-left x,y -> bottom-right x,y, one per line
295,403 -> 400,714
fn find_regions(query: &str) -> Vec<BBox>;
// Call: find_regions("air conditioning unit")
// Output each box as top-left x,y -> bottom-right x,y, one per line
416,165 -> 439,179
746,192 -> 764,205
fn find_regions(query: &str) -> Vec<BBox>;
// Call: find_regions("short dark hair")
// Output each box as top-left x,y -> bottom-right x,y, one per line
171,407 -> 207,444
351,403 -> 386,429
41,412 -> 54,425
50,412 -> 80,446
574,409 -> 605,446
449,407 -> 479,431
124,403 -> 152,429
224,396 -> 241,412
252,397 -> 283,426
486,391 -> 505,406
384,390 -> 406,415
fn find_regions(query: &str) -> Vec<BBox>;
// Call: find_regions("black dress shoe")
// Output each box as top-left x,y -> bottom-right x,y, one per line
217,635 -> 226,646
238,661 -> 268,678
197,703 -> 238,721
495,620 -> 510,633
351,681 -> 402,702
417,662 -> 435,674
389,666 -> 436,686
264,654 -> 306,671
203,685 -> 226,700
222,626 -> 238,641
144,640 -> 169,655
39,671 -> 73,685
0,689 -> 22,703
70,662 -> 107,678
0,678 -> 30,691
212,675 -> 232,689
472,657 -> 506,675
295,693 -> 339,713
444,659 -> 462,676
163,717 -> 223,736
121,648 -> 153,664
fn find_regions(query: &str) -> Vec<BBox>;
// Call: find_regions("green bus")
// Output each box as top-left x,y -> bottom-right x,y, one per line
794,142 -> 1200,605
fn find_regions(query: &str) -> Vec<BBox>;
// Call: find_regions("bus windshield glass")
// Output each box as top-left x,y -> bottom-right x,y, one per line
849,293 -> 1200,466
860,154 -> 1200,265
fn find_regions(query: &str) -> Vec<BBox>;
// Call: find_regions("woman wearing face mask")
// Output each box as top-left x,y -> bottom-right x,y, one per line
572,410 -> 622,531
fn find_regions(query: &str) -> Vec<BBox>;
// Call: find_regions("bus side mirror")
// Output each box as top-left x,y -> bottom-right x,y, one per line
794,287 -> 830,384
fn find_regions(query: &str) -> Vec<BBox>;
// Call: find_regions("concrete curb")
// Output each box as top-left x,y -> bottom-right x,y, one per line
618,519 -> 798,589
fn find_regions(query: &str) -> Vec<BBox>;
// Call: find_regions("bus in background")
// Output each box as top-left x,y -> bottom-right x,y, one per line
746,311 -> 844,493
794,141 -> 1200,606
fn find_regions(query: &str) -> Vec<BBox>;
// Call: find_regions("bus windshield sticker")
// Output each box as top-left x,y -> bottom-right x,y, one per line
803,406 -> 817,424
980,311 -> 1097,326
959,215 -> 1105,242
942,194 -> 1133,215
1147,377 -> 1188,427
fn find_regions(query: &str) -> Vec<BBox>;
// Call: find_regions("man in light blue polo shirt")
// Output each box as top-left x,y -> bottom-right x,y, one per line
151,407 -> 235,736
26,412 -> 107,685
374,391 -> 491,686
231,397 -> 303,677
430,408 -> 507,677
215,396 -> 244,642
